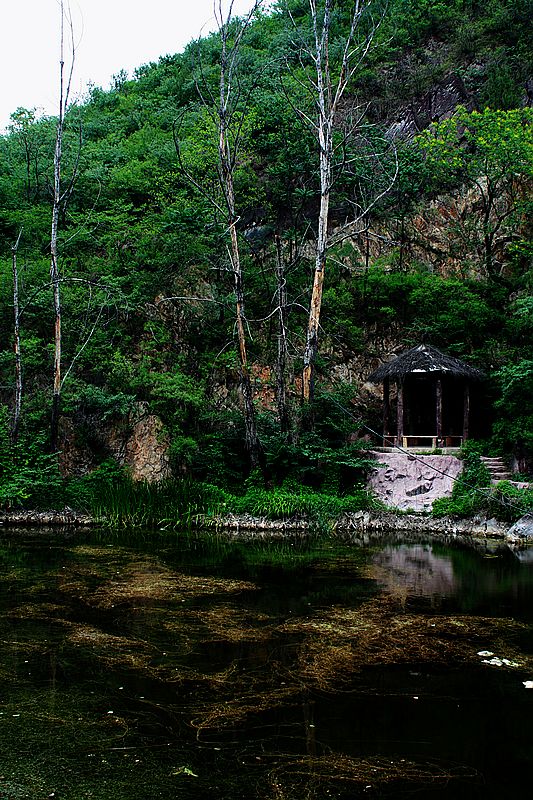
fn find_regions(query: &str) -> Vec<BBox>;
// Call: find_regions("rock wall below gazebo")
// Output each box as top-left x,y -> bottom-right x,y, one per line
368,451 -> 463,513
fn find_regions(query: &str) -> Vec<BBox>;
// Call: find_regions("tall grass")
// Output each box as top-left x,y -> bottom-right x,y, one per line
70,462 -> 378,530
89,477 -> 227,529
228,486 -> 378,524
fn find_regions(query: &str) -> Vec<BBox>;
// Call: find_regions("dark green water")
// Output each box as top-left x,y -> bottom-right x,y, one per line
1,529 -> 533,799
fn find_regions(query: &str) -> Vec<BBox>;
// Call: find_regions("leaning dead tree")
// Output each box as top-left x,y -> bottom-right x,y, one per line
50,0 -> 79,451
274,234 -> 292,436
176,0 -> 265,469
283,0 -> 396,402
11,229 -> 23,443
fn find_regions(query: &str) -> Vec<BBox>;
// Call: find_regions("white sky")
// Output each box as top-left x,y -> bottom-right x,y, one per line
0,0 -> 263,131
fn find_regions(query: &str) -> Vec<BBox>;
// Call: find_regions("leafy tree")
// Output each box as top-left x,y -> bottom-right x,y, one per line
0,406 -> 62,509
492,359 -> 533,470
418,107 -> 533,280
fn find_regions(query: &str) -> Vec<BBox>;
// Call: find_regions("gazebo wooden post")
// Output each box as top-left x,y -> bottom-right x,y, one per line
367,345 -> 483,450
383,377 -> 390,446
436,377 -> 443,444
463,382 -> 470,441
396,379 -> 404,446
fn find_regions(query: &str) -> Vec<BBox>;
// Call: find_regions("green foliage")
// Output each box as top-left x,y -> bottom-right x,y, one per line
385,0 -> 463,46
0,0 -> 531,499
64,458 -> 127,512
186,406 -> 250,488
432,441 -> 491,518
228,485 -> 376,523
74,467 -> 228,528
482,62 -> 523,110
341,268 -> 503,361
418,107 -> 533,190
0,406 -> 63,509
65,385 -> 136,419
487,481 -> 533,522
492,359 -> 533,462
257,385 -> 375,493
416,108 -> 533,284
432,440 -> 532,522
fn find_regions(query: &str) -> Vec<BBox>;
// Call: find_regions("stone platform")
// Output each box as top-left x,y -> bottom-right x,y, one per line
368,450 -> 463,512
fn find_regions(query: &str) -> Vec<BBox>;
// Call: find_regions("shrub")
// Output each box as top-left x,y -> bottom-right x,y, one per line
0,406 -> 64,510
432,441 -> 532,522
487,481 -> 533,523
432,441 -> 491,518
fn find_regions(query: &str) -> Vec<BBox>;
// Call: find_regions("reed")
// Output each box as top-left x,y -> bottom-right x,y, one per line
79,463 -> 377,532
228,486 -> 377,523
90,477 -> 227,529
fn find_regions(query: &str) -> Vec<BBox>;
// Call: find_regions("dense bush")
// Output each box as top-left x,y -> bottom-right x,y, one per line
487,481 -> 533,523
433,441 -> 532,521
432,442 -> 491,518
0,408 -> 63,510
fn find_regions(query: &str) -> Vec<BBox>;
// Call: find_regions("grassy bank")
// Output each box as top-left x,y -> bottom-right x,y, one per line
86,476 -> 380,531
1,445 -> 531,531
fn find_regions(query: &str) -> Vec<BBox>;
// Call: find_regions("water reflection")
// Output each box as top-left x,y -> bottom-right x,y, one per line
363,537 -> 533,621
1,529 -> 533,800
372,544 -> 457,598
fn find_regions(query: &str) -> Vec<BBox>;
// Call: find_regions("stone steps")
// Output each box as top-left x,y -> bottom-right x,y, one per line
481,456 -> 512,482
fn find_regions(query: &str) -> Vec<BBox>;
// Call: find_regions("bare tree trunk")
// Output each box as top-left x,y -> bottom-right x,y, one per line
300,0 -> 370,402
302,155 -> 331,401
284,1 -> 394,403
229,209 -> 260,468
301,0 -> 335,403
275,235 -> 291,436
50,167 -> 62,452
50,0 -> 75,452
177,0 -> 264,470
11,229 -> 23,443
215,1 -> 263,470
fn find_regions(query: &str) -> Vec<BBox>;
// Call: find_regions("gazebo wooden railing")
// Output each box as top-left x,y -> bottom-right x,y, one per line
368,344 -> 484,450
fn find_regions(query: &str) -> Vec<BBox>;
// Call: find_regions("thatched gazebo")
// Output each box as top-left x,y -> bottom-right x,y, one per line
368,344 -> 484,449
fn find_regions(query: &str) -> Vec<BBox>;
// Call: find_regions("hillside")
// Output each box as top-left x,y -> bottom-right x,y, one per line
0,0 -> 532,516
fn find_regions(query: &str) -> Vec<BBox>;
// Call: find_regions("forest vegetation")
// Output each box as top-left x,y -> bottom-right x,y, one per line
0,0 -> 532,524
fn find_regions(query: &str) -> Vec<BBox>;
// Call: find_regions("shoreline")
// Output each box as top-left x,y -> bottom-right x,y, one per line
0,508 -> 524,545
203,510 -> 514,542
0,509 -> 95,527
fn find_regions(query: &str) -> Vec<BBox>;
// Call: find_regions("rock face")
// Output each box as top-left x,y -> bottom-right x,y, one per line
123,410 -> 171,483
387,73 -> 473,139
337,511 -> 509,541
368,451 -> 463,512
506,514 -> 533,542
59,402 -> 171,484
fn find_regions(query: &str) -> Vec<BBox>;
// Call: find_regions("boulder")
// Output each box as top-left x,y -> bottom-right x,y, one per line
368,451 -> 463,512
506,513 -> 533,542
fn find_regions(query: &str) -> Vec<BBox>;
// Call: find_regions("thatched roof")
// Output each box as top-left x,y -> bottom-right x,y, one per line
368,344 -> 484,382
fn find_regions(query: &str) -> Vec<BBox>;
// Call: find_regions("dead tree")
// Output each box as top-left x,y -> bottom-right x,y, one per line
11,229 -> 23,443
283,0 -> 396,403
274,234 -> 292,437
50,0 -> 78,451
176,0 -> 265,470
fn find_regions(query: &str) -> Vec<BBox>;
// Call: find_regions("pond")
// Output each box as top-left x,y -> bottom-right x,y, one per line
1,528 -> 533,799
